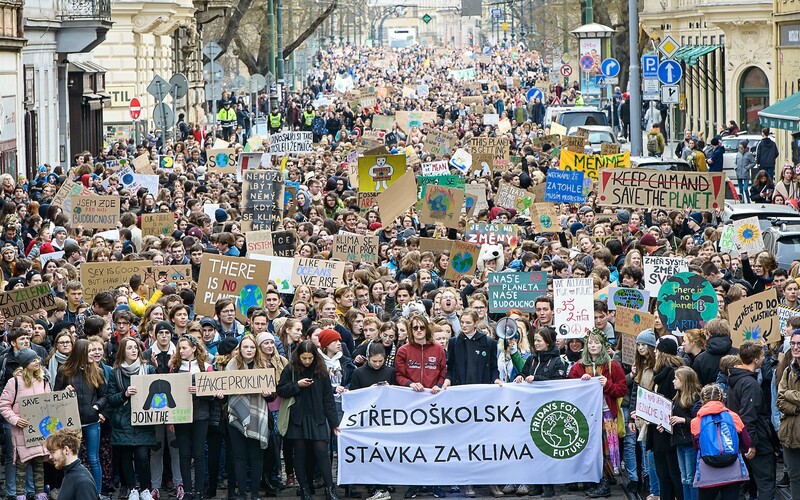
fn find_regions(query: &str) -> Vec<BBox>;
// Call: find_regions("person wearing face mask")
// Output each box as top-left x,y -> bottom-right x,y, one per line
568,329 -> 627,498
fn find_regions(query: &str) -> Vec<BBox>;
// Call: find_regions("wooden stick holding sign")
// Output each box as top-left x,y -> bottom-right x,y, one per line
194,369 -> 276,396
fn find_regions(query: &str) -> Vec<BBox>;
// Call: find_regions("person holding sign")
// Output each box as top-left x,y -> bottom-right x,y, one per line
0,348 -> 50,500
568,330 -> 627,498
169,335 -> 216,500
276,340 -> 340,500
107,338 -> 157,500
226,335 -> 275,500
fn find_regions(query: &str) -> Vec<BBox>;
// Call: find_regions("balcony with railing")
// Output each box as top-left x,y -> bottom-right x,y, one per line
56,0 -> 112,54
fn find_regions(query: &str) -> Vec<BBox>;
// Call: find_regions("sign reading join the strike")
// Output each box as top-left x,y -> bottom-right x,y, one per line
553,278 -> 594,339
269,131 -> 312,155
130,373 -> 193,426
559,150 -> 630,181
195,254 -> 271,323
0,284 -> 57,320
488,272 -> 547,313
20,390 -> 81,447
70,195 -> 120,229
290,258 -> 346,288
194,368 -> 276,396
338,381 -> 603,485
597,169 -> 724,211
656,272 -> 719,334
643,256 -> 688,295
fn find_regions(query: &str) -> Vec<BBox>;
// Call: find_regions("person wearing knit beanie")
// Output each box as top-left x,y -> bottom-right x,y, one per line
257,332 -> 275,347
656,335 -> 679,356
16,348 -> 39,369
636,329 -> 657,348
318,329 -> 342,351
155,321 -> 175,337
217,337 -> 239,356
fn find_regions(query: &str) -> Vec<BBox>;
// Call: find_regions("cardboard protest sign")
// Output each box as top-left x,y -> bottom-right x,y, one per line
425,130 -> 457,157
601,143 -> 621,155
206,149 -> 238,175
545,169 -> 586,203
269,131 -> 312,155
464,183 -> 489,217
636,387 -> 672,432
140,265 -> 192,300
271,230 -> 297,258
608,286 -> 650,312
70,195 -> 120,229
732,216 -> 766,254
619,334 -> 636,366
560,149 -> 631,181
132,154 -> 153,173
465,223 -> 520,249
728,288 -> 779,347
488,272 -> 547,313
615,306 -> 655,336
242,170 -> 284,231
421,161 -> 450,176
395,111 -> 437,132
418,184 -> 464,229
290,258 -> 346,289
20,390 -> 81,447
483,114 -> 499,126
53,178 -> 88,219
358,154 -> 407,194
656,272 -> 719,334
470,137 -> 510,172
597,169 -> 725,212
0,284 -> 57,320
549,122 -> 567,136
377,169 -> 417,225
444,241 -> 479,280
419,238 -> 454,255
643,256 -> 688,295
81,262 -> 191,302
130,373 -> 193,425
196,254 -> 270,323
246,230 -> 274,256
195,368 -> 276,396
553,278 -> 594,339
531,203 -> 558,233
529,182 -> 546,203
249,254 -> 294,293
141,213 -> 174,237
449,148 -> 472,174
562,136 -> 587,153
333,233 -> 379,263
371,115 -> 395,131
495,181 -> 533,214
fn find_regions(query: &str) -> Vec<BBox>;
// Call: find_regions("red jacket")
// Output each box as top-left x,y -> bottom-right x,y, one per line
568,359 -> 627,418
395,341 -> 447,389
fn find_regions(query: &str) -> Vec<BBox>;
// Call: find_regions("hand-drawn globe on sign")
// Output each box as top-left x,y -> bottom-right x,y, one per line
656,272 -> 718,334
238,284 -> 264,313
39,416 -> 64,437
122,173 -> 135,184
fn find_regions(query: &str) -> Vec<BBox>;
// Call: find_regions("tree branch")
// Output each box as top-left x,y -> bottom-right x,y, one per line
234,33 -> 259,75
217,0 -> 256,56
283,0 -> 338,59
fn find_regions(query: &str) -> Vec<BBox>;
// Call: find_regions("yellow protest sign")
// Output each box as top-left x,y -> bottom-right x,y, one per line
357,154 -> 407,194
559,150 -> 631,182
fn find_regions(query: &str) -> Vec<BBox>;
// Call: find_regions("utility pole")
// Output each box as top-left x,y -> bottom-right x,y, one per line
628,0 -> 642,155
267,0 -> 276,111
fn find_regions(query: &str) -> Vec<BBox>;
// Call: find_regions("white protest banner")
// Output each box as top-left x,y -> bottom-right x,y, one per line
338,381 -> 603,485
732,216 -> 766,254
39,251 -> 64,268
643,256 -> 688,295
421,161 -> 450,176
245,230 -> 274,256
290,258 -> 345,288
130,373 -> 193,425
607,286 -> 650,312
195,369 -> 276,396
635,386 -> 672,432
20,390 -> 81,447
719,224 -> 736,252
249,254 -> 294,293
269,131 -> 312,155
779,305 -> 800,333
553,278 -> 594,339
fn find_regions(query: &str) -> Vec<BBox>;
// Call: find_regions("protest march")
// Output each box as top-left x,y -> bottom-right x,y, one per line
0,40 -> 798,500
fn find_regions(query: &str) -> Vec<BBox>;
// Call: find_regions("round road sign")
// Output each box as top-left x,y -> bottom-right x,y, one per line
560,65 -> 573,77
129,98 -> 141,120
580,55 -> 594,71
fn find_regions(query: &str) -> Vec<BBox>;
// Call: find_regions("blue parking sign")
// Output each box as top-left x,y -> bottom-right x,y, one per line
642,54 -> 659,79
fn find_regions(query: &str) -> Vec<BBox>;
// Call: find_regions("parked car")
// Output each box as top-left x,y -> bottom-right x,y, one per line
543,106 -> 599,127
722,203 -> 800,231
566,125 -> 619,154
762,221 -> 800,269
557,109 -> 608,129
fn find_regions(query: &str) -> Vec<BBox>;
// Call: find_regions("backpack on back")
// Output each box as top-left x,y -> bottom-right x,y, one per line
698,411 -> 739,468
647,134 -> 659,154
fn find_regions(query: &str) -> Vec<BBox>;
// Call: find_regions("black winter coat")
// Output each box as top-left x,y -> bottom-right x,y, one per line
107,365 -> 157,447
647,365 -> 678,452
277,365 -> 339,441
446,332 -> 499,386
519,346 -> 566,381
728,367 -> 774,455
693,336 -> 738,385
349,364 -> 396,390
54,369 -> 108,425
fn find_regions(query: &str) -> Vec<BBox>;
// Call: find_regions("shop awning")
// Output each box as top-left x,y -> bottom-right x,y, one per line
759,90 -> 800,132
672,45 -> 720,66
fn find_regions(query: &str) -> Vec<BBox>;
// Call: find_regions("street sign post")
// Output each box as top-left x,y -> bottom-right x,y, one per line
643,79 -> 660,101
203,41 -> 223,138
153,102 -> 174,132
129,98 -> 141,120
658,36 -> 681,59
146,75 -> 171,103
560,65 -> 573,77
248,74 -> 266,127
642,54 -> 659,79
526,88 -> 544,103
600,58 -> 620,78
169,74 -> 188,139
661,85 -> 679,104
657,60 -> 682,85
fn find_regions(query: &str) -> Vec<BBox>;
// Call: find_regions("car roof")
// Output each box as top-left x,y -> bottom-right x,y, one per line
724,203 -> 799,216
630,156 -> 690,166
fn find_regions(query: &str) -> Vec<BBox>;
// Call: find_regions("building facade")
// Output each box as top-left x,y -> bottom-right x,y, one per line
0,0 -> 26,179
640,0 -> 773,140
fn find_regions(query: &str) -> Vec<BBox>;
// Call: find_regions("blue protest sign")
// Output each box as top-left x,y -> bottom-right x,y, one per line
544,169 -> 586,203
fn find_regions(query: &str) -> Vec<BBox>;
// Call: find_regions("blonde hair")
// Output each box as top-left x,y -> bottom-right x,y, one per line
674,366 -> 701,409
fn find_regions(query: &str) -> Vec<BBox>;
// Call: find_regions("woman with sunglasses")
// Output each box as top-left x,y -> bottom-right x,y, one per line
169,334 -> 217,500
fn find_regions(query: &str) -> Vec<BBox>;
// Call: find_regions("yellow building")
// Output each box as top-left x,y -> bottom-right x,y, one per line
640,0 -> 772,140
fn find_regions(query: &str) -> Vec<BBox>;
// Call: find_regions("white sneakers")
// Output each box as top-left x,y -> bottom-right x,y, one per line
139,490 -> 153,500
128,490 -> 139,500
367,491 -> 391,500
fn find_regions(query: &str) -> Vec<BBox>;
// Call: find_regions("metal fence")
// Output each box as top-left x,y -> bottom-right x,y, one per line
58,0 -> 111,20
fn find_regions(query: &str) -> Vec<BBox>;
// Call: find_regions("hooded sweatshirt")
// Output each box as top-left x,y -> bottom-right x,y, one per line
693,336 -> 738,385
395,340 -> 447,389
